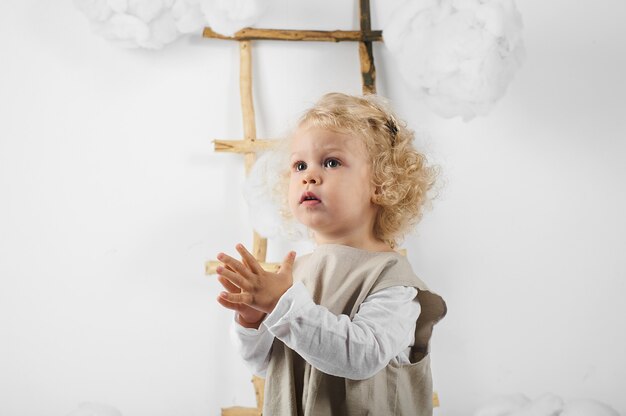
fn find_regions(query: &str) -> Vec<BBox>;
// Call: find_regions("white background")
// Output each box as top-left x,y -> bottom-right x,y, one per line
1,0 -> 625,415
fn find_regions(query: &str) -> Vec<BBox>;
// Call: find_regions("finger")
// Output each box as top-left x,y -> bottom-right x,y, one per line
217,266 -> 253,292
217,275 -> 241,293
217,294 -> 246,311
235,244 -> 263,275
216,294 -> 239,311
219,291 -> 253,305
278,251 -> 296,273
217,252 -> 254,280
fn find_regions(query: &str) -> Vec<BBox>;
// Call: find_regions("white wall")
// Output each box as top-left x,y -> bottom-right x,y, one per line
1,1 -> 624,415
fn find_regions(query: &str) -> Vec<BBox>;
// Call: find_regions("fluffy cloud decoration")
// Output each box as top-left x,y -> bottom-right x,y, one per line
474,393 -> 620,416
242,149 -> 309,242
73,0 -> 267,49
384,0 -> 525,121
200,0 -> 267,37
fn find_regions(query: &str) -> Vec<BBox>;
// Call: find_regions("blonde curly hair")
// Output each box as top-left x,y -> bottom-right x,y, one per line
277,92 -> 440,247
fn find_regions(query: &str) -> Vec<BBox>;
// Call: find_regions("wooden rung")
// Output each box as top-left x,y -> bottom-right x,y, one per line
220,407 -> 261,416
203,27 -> 382,43
213,139 -> 279,153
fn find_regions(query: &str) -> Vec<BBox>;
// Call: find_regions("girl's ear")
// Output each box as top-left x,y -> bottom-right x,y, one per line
371,185 -> 382,204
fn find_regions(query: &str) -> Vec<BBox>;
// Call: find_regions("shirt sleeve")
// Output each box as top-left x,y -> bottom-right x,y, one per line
262,281 -> 421,380
230,314 -> 275,378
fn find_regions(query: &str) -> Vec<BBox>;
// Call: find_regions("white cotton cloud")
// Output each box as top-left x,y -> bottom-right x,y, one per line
473,393 -> 619,416
75,0 -> 113,21
507,393 -> 563,416
74,0 -> 268,49
92,13 -> 151,48
171,0 -> 206,34
560,400 -> 622,416
242,149 -> 309,242
200,0 -> 268,37
107,0 -> 127,14
384,0 -> 526,121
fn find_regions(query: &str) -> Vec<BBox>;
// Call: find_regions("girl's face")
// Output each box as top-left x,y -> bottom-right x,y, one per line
288,125 -> 378,244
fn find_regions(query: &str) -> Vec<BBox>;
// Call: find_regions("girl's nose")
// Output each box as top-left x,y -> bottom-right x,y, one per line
302,173 -> 321,185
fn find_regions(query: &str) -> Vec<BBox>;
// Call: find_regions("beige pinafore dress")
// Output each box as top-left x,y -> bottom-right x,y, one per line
263,244 -> 447,416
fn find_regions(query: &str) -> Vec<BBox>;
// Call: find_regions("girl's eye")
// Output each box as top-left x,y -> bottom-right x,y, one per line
324,158 -> 341,168
294,161 -> 307,172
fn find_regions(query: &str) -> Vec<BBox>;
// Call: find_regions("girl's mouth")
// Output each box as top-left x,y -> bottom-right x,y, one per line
300,191 -> 321,205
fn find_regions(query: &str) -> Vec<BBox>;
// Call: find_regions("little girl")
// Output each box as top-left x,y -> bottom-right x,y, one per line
214,92 -> 447,415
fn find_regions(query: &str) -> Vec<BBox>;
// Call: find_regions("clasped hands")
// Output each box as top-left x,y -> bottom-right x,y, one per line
215,243 -> 296,328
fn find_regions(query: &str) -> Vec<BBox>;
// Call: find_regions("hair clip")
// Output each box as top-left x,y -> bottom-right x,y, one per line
385,118 -> 398,146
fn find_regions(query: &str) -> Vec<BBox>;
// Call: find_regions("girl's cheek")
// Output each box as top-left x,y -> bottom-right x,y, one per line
287,179 -> 299,205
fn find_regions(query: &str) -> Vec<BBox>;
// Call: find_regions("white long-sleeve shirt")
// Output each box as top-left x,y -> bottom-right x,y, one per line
230,281 -> 421,380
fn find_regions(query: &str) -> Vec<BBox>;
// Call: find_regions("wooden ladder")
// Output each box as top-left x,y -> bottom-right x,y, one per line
202,1 -> 440,413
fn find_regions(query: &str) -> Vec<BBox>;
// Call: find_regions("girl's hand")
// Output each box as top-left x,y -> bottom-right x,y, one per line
216,267 -> 266,329
216,244 -> 296,315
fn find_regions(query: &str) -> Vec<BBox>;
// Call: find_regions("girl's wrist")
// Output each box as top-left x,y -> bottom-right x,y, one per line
236,313 -> 266,329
